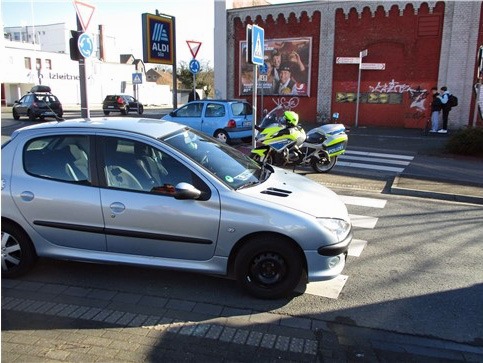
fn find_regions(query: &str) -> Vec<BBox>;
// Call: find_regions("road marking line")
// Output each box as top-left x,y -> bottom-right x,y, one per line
303,275 -> 348,299
337,161 -> 405,173
349,214 -> 379,229
339,155 -> 411,166
348,239 -> 367,257
340,195 -> 387,208
345,150 -> 414,160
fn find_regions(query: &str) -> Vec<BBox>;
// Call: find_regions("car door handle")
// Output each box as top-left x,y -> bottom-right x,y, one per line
20,191 -> 34,202
109,202 -> 125,215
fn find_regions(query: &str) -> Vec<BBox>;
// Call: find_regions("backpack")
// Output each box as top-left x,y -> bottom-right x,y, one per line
448,94 -> 458,107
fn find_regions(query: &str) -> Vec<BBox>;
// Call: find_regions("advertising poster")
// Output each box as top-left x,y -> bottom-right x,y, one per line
239,37 -> 312,96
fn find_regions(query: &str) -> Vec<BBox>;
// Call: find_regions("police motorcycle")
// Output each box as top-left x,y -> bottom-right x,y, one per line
250,106 -> 348,173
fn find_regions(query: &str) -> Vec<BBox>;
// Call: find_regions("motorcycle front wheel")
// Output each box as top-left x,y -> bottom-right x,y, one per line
252,153 -> 274,165
312,155 -> 337,173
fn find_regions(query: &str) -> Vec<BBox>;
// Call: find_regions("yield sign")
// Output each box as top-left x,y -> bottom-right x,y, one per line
186,40 -> 202,59
73,0 -> 95,32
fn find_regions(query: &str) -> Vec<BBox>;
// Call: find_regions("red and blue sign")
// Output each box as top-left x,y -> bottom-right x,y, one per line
142,13 -> 175,65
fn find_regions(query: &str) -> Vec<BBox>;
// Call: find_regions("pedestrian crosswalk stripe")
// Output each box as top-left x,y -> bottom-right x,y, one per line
344,150 -> 414,160
337,161 -> 405,173
348,239 -> 367,257
340,195 -> 387,208
302,275 -> 348,299
339,154 -> 411,166
349,214 -> 379,229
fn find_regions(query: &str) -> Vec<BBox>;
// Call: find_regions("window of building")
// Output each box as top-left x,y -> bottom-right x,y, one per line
24,57 -> 32,69
36,58 -> 41,70
45,59 -> 52,70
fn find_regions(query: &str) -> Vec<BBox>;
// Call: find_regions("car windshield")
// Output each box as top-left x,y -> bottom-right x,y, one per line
162,129 -> 265,189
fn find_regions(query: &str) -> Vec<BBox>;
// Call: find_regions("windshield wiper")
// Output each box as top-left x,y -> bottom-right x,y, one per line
236,181 -> 261,190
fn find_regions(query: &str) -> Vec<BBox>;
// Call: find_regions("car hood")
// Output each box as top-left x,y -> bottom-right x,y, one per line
237,167 -> 349,220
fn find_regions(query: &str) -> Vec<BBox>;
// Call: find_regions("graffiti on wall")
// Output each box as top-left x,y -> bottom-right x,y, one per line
368,79 -> 429,113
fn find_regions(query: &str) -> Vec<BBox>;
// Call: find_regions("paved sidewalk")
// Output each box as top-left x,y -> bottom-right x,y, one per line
3,279 -> 483,362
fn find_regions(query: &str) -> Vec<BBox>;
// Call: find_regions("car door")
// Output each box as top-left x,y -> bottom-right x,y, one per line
167,102 -> 204,131
201,102 -> 227,136
97,135 -> 221,261
10,133 -> 106,251
16,95 -> 31,116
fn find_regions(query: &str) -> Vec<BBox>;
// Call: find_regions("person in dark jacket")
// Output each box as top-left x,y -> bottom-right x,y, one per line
430,87 -> 442,132
438,86 -> 451,133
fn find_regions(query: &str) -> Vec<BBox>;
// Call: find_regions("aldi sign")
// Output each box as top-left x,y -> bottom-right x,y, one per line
142,13 -> 175,65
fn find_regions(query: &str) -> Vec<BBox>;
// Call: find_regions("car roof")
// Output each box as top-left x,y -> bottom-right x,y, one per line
188,99 -> 249,104
13,118 -> 186,139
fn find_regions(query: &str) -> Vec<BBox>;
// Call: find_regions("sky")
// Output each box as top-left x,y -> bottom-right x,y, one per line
1,0 -> 218,65
1,0 -> 309,67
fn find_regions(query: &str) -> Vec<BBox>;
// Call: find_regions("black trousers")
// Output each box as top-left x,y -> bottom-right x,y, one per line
442,107 -> 450,130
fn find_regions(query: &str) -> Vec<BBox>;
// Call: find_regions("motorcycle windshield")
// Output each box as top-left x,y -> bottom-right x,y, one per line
259,106 -> 286,129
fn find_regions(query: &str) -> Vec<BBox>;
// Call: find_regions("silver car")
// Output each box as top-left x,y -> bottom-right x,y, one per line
1,118 -> 352,299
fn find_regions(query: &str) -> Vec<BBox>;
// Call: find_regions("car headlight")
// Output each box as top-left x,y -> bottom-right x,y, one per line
317,218 -> 351,241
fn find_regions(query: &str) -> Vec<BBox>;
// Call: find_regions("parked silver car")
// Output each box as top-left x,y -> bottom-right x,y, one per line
1,118 -> 352,299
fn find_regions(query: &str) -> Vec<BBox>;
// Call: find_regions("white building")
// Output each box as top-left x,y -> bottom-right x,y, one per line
1,23 -> 172,107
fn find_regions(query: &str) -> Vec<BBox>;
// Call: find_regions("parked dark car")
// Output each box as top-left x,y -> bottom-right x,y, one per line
12,85 -> 63,121
102,95 -> 144,116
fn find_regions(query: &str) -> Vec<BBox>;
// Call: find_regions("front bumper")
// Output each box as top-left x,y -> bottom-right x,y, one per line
305,230 -> 353,282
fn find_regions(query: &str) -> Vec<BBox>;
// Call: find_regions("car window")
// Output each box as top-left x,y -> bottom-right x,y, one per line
205,103 -> 225,117
23,135 -> 91,184
163,129 -> 261,190
125,96 -> 135,102
174,103 -> 203,117
101,136 -> 208,197
231,102 -> 252,116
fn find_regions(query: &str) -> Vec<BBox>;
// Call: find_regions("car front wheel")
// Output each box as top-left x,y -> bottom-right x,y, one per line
12,109 -> 20,120
1,223 -> 36,278
137,104 -> 144,115
235,236 -> 303,299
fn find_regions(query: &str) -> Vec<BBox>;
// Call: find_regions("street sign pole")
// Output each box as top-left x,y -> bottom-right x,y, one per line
355,49 -> 367,128
252,64 -> 258,148
76,15 -> 89,118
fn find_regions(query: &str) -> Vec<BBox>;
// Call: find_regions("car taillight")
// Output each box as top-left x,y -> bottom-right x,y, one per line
227,120 -> 236,128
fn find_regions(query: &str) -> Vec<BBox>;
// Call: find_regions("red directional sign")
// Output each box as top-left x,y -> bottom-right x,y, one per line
73,0 -> 95,32
186,40 -> 202,59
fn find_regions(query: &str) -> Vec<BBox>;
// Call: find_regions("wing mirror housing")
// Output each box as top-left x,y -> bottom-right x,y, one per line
174,182 -> 201,200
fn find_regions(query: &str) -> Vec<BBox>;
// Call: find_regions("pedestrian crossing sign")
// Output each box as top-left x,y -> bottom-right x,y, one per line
132,73 -> 143,85
250,25 -> 264,66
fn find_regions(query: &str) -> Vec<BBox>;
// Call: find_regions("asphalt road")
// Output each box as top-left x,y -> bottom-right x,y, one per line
2,111 -> 482,359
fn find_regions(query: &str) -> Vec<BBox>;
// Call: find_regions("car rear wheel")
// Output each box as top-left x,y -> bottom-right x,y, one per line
104,110 -> 110,116
1,223 -> 36,278
235,236 -> 303,299
312,155 -> 337,173
28,110 -> 36,121
214,129 -> 230,144
12,109 -> 20,120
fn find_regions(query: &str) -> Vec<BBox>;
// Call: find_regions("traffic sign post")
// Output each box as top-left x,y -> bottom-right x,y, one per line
247,24 -> 265,146
132,73 -> 143,114
336,49 -> 386,127
189,59 -> 201,100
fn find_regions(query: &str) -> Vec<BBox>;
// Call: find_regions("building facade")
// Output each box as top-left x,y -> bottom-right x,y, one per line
1,23 -> 172,107
222,1 -> 483,129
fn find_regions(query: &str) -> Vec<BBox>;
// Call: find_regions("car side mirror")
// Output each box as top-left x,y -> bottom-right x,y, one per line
14,100 -> 19,104
169,111 -> 175,117
174,182 -> 201,200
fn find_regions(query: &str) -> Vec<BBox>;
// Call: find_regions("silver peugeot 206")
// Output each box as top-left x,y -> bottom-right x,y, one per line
1,118 -> 352,299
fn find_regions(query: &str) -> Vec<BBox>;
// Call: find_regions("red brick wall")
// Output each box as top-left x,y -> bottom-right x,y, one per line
233,11 -> 321,123
332,3 -> 445,128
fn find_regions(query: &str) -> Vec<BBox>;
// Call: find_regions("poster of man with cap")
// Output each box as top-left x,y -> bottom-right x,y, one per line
276,63 -> 297,95
239,37 -> 311,96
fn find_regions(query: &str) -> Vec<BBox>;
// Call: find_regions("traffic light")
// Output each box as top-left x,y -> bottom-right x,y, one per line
69,30 -> 82,61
